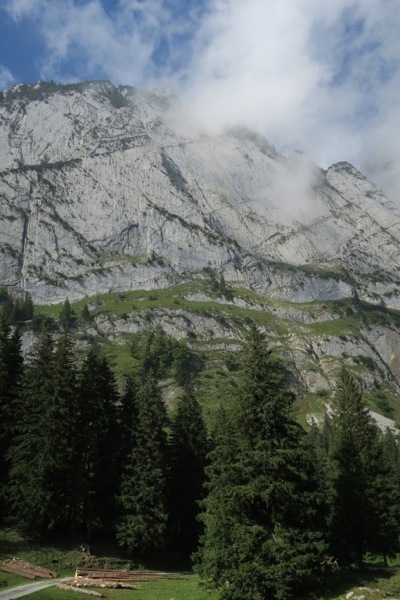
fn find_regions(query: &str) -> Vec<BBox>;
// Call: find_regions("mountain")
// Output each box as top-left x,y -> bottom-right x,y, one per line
1,80 -> 400,421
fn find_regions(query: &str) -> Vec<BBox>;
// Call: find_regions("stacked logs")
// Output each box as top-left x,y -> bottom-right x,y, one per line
75,568 -> 175,581
0,558 -> 57,579
58,569 -> 176,595
57,585 -> 104,598
61,577 -> 137,589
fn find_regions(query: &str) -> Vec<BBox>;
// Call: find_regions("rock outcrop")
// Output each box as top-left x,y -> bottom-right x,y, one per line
1,80 -> 399,308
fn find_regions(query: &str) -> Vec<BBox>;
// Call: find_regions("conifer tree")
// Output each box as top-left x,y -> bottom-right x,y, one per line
0,317 -> 23,439
77,347 -> 120,534
195,326 -> 326,599
328,368 -> 400,567
8,330 -> 83,536
117,372 -> 169,553
118,372 -> 140,468
173,341 -> 193,386
59,297 -> 73,328
193,406 -> 239,583
81,303 -> 91,323
2,296 -> 13,324
382,428 -> 400,480
7,327 -> 56,537
21,293 -> 33,320
0,317 -> 23,517
44,331 -> 81,531
377,429 -> 400,565
169,386 -> 208,554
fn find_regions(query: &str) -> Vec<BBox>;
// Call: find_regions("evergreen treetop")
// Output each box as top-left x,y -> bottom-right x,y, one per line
195,326 -> 326,599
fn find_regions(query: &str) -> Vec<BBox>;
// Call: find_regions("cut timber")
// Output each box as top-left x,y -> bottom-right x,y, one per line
58,583 -> 103,597
0,558 -> 57,579
75,567 -> 176,581
0,564 -> 37,579
62,577 -> 137,590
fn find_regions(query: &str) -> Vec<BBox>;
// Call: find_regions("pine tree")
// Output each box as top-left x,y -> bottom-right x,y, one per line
7,299 -> 19,324
59,297 -> 73,329
117,372 -> 169,553
377,429 -> 400,565
44,331 -> 81,531
8,329 -> 83,536
7,327 -> 56,537
382,428 -> 400,480
369,456 -> 400,565
2,296 -> 13,324
77,347 -> 120,534
0,317 -> 22,435
169,386 -> 208,554
327,368 -> 400,567
173,341 -> 193,386
0,317 -> 23,518
118,372 -> 140,467
81,303 -> 91,323
193,406 -> 239,584
21,293 -> 33,320
195,326 -> 326,599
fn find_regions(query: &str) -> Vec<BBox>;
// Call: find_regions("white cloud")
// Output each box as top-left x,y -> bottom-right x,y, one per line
0,64 -> 15,90
3,0 -> 40,20
4,0 -> 171,85
3,0 -> 400,200
180,0 -> 400,200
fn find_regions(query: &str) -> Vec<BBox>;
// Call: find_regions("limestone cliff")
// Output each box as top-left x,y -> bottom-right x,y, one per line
1,80 -> 400,420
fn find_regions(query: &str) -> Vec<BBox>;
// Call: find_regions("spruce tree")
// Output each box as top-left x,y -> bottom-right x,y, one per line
173,341 -> 193,386
77,347 -> 120,534
44,331 -> 81,531
7,327 -> 56,537
8,329 -> 83,536
118,372 -> 140,469
0,317 -> 23,444
195,326 -> 326,599
194,406 -> 240,585
0,317 -> 23,518
117,371 -> 169,553
81,304 -> 91,323
381,428 -> 400,480
21,293 -> 33,320
327,368 -> 400,567
59,297 -> 73,329
169,386 -> 208,554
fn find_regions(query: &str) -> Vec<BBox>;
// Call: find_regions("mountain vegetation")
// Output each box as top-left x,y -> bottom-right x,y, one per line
1,322 -> 400,598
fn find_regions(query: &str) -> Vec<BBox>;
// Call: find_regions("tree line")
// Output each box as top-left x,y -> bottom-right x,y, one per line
0,316 -> 207,557
1,318 -> 400,599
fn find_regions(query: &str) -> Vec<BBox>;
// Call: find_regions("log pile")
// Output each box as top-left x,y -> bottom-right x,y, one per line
0,558 -> 58,579
57,583 -> 103,597
75,567 -> 176,582
62,577 -> 137,590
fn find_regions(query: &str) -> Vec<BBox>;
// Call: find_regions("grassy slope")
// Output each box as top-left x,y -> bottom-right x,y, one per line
2,528 -> 400,599
0,528 -> 218,599
32,279 -> 400,426
27,577 -> 219,600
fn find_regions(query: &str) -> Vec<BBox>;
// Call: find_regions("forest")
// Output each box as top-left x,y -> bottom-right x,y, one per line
1,315 -> 400,600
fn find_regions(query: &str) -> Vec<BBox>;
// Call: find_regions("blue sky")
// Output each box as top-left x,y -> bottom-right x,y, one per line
0,0 -> 207,86
0,0 -> 399,199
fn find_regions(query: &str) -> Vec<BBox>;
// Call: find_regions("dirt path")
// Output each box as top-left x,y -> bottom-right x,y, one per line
0,579 -> 63,599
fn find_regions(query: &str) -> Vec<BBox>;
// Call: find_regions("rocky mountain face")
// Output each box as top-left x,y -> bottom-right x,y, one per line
1,80 -> 400,418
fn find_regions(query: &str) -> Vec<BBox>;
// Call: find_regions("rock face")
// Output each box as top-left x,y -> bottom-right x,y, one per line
2,80 -> 400,416
1,80 -> 400,307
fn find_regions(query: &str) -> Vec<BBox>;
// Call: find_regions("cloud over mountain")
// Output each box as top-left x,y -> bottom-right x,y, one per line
2,0 -> 400,199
